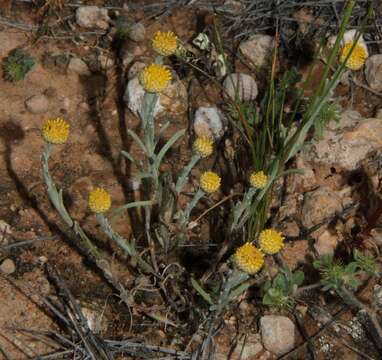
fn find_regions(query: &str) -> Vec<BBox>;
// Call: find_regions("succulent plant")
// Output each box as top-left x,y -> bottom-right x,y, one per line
3,48 -> 36,82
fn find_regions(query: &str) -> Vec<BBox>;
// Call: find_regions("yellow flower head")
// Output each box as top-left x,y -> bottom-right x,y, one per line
42,118 -> 70,144
233,242 -> 264,274
139,63 -> 172,93
88,188 -> 111,213
200,171 -> 221,193
340,42 -> 368,70
193,136 -> 213,158
250,171 -> 268,189
152,31 -> 177,56
259,228 -> 285,255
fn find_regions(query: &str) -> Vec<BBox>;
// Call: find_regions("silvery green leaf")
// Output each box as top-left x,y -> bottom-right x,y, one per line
228,282 -> 251,302
175,154 -> 200,194
121,150 -> 137,164
156,121 -> 171,146
154,129 -> 185,171
111,200 -> 153,216
127,129 -> 147,155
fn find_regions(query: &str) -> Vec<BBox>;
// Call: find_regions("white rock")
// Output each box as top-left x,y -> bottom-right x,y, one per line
223,73 -> 258,101
76,6 -> 110,30
124,74 -> 188,118
68,57 -> 91,76
194,107 -> 227,140
25,94 -> 49,114
128,22 -> 146,42
0,258 -> 16,275
301,110 -> 382,171
365,54 -> 382,92
260,315 -> 295,355
239,34 -> 274,69
124,76 -> 162,118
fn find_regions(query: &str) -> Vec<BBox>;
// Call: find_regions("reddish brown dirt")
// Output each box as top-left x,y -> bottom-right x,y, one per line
0,2 -> 381,360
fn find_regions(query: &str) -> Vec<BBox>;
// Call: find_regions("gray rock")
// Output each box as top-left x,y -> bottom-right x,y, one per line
301,110 -> 382,171
0,258 -> 16,275
128,22 -> 146,42
239,34 -> 274,69
76,6 -> 109,30
223,73 -> 258,101
376,108 -> 382,119
365,54 -> 382,92
68,57 -> 91,76
25,94 -> 49,114
194,106 -> 227,140
261,315 -> 295,355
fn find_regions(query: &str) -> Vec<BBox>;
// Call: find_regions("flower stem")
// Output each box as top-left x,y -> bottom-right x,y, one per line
175,154 -> 201,194
97,213 -> 153,274
180,189 -> 205,226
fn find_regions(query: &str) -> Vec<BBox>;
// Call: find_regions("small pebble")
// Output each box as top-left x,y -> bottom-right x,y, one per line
0,258 -> 16,275
128,22 -> 146,42
25,94 -> 49,114
76,6 -> 110,30
68,57 -> 91,76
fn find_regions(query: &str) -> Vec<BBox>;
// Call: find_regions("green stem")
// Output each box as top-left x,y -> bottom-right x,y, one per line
231,187 -> 256,232
97,213 -> 153,274
42,143 -> 73,227
175,154 -> 201,194
180,189 -> 205,226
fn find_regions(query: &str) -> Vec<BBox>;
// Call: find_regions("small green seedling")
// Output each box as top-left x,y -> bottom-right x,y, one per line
3,48 -> 36,82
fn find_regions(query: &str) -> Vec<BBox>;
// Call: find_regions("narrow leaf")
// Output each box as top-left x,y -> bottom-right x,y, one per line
154,129 -> 185,170
191,278 -> 214,306
111,200 -> 153,216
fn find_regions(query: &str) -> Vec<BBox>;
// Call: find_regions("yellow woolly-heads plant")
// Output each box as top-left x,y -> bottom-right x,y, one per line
193,136 -> 214,158
339,30 -> 368,70
249,171 -> 268,189
88,188 -> 112,214
259,228 -> 285,255
200,171 -> 221,193
152,31 -> 178,56
139,63 -> 172,93
42,118 -> 70,144
233,242 -> 264,274
340,42 -> 368,70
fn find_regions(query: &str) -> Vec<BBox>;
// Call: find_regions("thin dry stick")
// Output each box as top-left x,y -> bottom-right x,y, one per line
192,193 -> 238,225
351,78 -> 382,97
